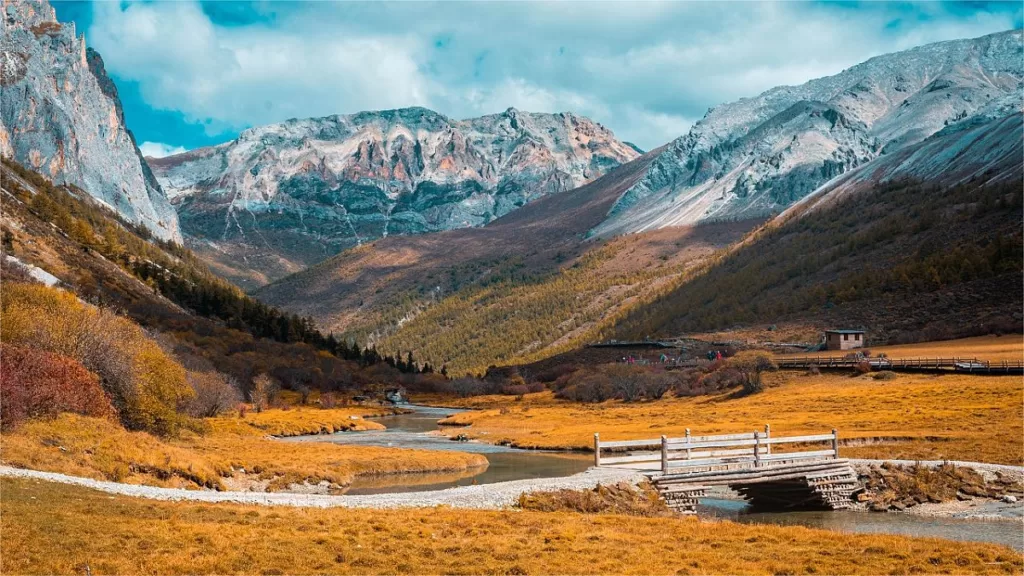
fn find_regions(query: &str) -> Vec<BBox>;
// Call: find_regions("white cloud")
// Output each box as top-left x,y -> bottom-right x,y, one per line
139,141 -> 187,158
86,1 -> 1020,150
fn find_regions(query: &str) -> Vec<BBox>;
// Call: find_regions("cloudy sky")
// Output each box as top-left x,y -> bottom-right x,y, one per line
54,1 -> 1021,155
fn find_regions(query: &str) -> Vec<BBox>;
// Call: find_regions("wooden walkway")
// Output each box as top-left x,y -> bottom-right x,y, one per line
776,356 -> 1024,375
594,427 -> 860,514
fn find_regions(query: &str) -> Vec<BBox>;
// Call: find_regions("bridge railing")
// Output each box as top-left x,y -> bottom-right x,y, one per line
594,425 -> 840,473
776,356 -> 1024,372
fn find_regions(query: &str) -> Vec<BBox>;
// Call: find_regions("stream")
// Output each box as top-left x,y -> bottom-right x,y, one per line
284,405 -> 1023,550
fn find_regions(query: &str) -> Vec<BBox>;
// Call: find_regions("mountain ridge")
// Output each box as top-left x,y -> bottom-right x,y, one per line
0,0 -> 180,241
594,29 -> 1023,237
150,105 -> 639,288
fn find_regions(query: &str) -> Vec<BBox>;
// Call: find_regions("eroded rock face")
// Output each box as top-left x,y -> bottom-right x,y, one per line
595,29 -> 1024,236
0,0 -> 180,241
150,106 -> 638,285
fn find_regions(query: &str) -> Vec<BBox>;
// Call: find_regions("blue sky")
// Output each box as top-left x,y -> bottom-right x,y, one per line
53,1 -> 1022,156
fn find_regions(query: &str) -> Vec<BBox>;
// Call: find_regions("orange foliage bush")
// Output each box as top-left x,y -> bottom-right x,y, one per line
0,344 -> 114,430
1,283 -> 193,436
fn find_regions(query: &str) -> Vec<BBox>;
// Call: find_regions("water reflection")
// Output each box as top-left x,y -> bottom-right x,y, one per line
281,405 -> 592,493
700,498 -> 1024,551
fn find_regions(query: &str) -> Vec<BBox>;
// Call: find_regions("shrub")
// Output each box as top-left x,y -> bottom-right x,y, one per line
642,373 -> 674,400
556,371 -> 614,403
183,372 -> 242,418
0,344 -> 115,430
854,361 -> 872,375
1,282 -> 193,436
727,351 -> 777,395
870,370 -> 898,381
603,364 -> 646,402
249,373 -> 276,413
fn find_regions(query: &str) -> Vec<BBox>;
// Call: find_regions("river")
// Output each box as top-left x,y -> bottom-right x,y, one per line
284,405 -> 1023,550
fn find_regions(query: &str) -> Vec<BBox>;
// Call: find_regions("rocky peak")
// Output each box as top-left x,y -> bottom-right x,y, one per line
151,106 -> 638,287
594,29 -> 1024,236
0,0 -> 180,241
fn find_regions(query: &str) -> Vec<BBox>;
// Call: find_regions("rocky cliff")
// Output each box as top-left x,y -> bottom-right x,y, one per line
0,0 -> 180,241
149,107 -> 638,287
594,29 -> 1024,236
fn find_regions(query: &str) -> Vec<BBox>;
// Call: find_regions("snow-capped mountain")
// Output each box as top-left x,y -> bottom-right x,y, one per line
593,29 -> 1024,236
149,106 -> 638,286
0,0 -> 180,241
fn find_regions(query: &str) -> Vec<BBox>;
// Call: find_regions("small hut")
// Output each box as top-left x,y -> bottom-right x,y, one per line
824,329 -> 865,351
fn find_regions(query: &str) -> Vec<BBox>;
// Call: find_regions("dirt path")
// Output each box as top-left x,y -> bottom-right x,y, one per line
0,465 -> 644,509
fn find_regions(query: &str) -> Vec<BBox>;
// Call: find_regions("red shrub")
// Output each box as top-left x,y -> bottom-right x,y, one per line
1,344 -> 115,430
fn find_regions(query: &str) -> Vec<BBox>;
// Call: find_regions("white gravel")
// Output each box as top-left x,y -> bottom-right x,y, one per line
0,465 -> 645,510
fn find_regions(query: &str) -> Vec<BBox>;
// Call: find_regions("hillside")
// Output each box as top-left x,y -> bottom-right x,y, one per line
0,0 -> 179,241
149,107 -> 638,288
255,151 -> 757,373
0,158 -> 426,394
613,112 -> 1024,343
594,29 -> 1023,237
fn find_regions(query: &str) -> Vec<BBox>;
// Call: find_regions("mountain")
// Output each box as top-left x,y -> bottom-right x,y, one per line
612,111 -> 1023,343
255,151 -> 757,373
593,29 -> 1023,237
257,31 -> 1023,374
149,107 -> 639,288
0,0 -> 180,242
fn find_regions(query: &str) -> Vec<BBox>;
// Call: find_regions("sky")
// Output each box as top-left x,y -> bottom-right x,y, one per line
53,1 -> 1022,156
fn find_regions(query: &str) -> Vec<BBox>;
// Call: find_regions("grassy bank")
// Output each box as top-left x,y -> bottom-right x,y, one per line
3,478 -> 1021,575
0,409 -> 486,492
436,372 -> 1023,465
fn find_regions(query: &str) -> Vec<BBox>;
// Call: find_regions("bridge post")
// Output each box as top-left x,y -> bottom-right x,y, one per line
685,428 -> 691,460
764,424 -> 771,456
831,429 -> 839,458
594,433 -> 601,467
754,432 -> 761,468
661,435 -> 668,473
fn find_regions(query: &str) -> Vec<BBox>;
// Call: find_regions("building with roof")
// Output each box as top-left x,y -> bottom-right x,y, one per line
825,329 -> 865,351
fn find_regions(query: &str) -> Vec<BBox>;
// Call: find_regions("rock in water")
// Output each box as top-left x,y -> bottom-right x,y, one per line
0,0 -> 180,242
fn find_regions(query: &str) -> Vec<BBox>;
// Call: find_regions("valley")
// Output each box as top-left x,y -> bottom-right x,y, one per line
1,2 -> 1023,573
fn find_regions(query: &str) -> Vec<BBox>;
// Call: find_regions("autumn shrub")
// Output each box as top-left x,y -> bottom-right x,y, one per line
854,361 -> 873,375
183,372 -> 242,418
727,351 -> 778,395
555,371 -> 614,403
0,344 -> 114,430
1,282 -> 193,435
870,370 -> 898,381
249,373 -> 276,413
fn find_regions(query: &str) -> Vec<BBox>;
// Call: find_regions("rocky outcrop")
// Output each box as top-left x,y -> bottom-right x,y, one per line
594,29 -> 1024,236
0,0 -> 180,241
150,106 -> 637,287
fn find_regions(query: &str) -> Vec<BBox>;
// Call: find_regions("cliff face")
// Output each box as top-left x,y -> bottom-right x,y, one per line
150,106 -> 638,287
594,30 -> 1024,236
0,0 -> 180,241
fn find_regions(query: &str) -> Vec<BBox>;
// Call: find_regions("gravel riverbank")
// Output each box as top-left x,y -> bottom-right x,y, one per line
0,465 -> 644,509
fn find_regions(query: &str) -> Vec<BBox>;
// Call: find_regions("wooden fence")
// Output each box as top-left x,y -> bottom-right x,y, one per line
594,425 -> 840,474
776,356 -> 1024,374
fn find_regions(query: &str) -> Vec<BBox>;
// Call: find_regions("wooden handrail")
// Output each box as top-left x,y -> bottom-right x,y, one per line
594,426 -> 841,473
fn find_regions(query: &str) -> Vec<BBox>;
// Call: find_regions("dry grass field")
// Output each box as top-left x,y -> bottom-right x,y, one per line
858,335 -> 1024,362
3,478 -> 1021,575
0,410 -> 486,492
437,372 -> 1023,465
210,405 -> 394,436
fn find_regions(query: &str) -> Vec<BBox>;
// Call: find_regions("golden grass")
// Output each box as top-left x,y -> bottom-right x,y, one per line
4,478 -> 1021,576
212,406 -> 393,436
0,412 -> 486,492
861,335 -> 1024,362
438,372 -> 1024,465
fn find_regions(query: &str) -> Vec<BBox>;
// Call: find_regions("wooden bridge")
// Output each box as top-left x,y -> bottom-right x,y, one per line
775,356 -> 1024,374
594,427 -> 860,514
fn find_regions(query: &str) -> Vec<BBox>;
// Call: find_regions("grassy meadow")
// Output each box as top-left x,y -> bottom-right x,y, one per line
0,408 -> 486,492
436,371 -> 1023,465
4,477 -> 1021,575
